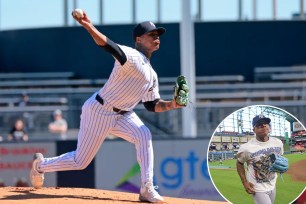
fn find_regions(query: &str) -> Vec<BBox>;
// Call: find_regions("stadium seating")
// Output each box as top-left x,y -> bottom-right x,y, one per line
254,65 -> 306,82
0,69 -> 305,139
0,72 -> 75,80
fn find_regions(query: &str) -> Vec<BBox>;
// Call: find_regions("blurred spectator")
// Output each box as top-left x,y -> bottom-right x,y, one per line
18,92 -> 30,107
17,92 -> 34,131
7,119 -> 29,142
233,142 -> 240,149
48,109 -> 68,139
209,143 -> 217,151
222,143 -> 228,150
219,155 -> 223,165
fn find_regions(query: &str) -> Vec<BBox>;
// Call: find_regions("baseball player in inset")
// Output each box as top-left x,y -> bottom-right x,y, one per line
29,10 -> 188,203
236,114 -> 284,204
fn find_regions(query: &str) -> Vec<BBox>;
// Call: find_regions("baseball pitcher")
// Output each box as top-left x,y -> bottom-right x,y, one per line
29,10 -> 189,203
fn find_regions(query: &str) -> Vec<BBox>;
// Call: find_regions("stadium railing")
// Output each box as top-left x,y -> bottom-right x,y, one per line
0,97 -> 68,107
0,79 -> 108,88
254,65 -> 306,82
0,72 -> 75,80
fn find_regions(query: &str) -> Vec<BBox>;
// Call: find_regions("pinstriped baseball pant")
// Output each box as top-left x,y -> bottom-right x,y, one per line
38,93 -> 154,185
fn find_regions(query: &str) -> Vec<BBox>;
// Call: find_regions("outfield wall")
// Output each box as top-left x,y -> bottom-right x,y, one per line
0,138 -> 225,201
0,142 -> 57,187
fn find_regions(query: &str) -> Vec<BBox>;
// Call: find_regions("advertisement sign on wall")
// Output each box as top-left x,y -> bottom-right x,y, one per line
211,136 -> 221,142
0,142 -> 56,187
293,122 -> 305,132
240,137 -> 248,143
221,136 -> 231,142
95,139 -> 224,201
231,137 -> 239,142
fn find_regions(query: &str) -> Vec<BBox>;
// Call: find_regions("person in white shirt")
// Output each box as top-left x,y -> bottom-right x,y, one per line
48,109 -> 68,140
236,114 -> 284,204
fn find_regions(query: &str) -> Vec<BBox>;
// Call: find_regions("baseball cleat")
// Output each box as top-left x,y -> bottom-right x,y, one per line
139,181 -> 165,203
29,153 -> 44,189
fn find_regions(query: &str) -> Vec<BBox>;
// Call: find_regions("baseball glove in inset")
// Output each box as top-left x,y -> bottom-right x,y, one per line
269,153 -> 289,174
174,75 -> 189,106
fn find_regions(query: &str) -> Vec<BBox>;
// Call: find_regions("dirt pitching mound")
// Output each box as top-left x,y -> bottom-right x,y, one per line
0,187 -> 227,204
287,158 -> 306,182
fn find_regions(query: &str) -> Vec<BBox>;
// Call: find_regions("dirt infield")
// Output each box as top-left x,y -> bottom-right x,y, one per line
0,187 -> 227,204
287,158 -> 306,182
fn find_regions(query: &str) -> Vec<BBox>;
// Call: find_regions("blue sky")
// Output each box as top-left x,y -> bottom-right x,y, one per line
0,0 -> 303,30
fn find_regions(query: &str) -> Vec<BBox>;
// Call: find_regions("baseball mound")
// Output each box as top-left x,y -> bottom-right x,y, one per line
0,187 -> 227,204
287,158 -> 306,182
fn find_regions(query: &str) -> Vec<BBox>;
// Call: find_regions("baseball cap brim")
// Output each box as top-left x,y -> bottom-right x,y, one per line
155,27 -> 166,36
133,21 -> 167,41
254,118 -> 271,127
144,27 -> 166,37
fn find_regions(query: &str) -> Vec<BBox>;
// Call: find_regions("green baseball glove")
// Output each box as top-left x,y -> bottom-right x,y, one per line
174,75 -> 189,106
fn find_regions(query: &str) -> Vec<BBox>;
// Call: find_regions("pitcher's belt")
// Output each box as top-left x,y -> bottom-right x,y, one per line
95,94 -> 129,115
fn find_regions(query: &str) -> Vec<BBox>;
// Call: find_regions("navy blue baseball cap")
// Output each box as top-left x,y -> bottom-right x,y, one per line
252,115 -> 271,127
133,21 -> 166,41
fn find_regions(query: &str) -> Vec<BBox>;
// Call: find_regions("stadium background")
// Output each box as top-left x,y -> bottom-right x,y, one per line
0,0 -> 305,203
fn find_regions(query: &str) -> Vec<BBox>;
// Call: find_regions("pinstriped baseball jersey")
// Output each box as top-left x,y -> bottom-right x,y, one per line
99,45 -> 160,110
31,19 -> 170,201
37,44 -> 161,186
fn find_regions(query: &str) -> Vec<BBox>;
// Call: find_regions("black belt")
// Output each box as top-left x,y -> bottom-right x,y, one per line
95,94 -> 129,115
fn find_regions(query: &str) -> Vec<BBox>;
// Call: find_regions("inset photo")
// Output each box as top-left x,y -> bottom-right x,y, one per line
207,105 -> 306,204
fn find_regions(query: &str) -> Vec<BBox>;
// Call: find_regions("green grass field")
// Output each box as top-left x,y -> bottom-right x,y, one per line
209,153 -> 306,204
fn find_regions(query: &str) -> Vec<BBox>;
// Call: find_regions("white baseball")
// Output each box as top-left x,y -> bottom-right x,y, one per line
73,8 -> 84,19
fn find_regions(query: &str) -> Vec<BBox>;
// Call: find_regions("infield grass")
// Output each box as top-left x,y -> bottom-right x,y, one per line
209,153 -> 306,204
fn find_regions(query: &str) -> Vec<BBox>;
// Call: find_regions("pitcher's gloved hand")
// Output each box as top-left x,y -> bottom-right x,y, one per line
174,75 -> 189,106
269,153 -> 289,174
